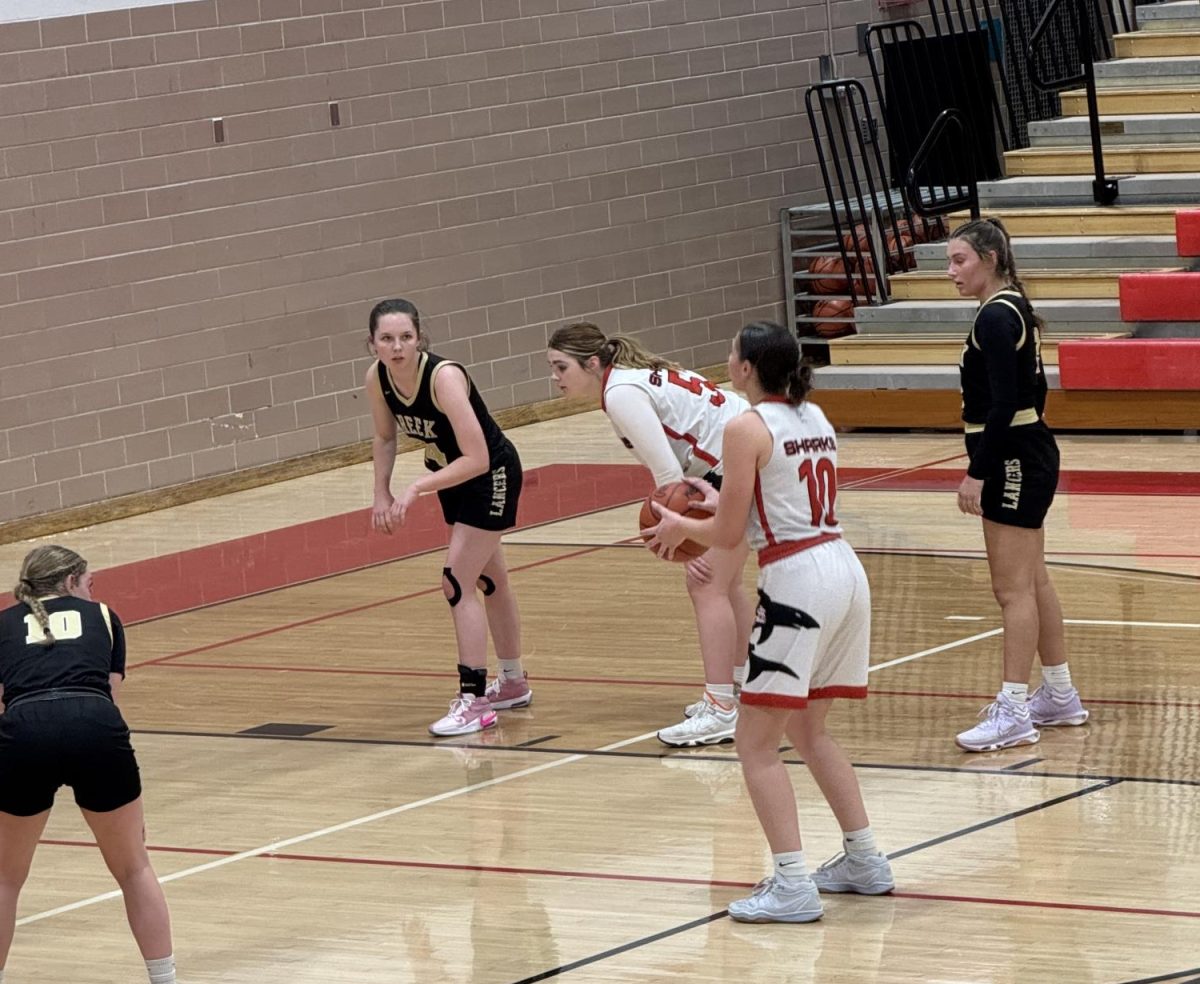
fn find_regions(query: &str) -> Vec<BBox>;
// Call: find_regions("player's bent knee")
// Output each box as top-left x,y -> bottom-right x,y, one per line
442,567 -> 463,607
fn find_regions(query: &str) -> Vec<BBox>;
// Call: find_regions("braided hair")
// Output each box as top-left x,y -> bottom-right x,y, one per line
11,545 -> 88,647
949,217 -> 1047,334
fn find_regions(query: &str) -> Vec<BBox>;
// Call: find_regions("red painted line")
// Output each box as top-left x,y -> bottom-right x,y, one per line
129,545 -> 605,669
1,464 -> 657,625
840,453 -> 968,489
38,838 -> 1200,919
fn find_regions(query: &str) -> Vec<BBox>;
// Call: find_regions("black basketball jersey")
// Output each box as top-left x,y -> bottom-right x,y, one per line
959,289 -> 1049,480
375,353 -> 510,472
0,597 -> 127,704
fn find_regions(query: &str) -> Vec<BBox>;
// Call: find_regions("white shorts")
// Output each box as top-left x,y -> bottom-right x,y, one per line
741,537 -> 870,709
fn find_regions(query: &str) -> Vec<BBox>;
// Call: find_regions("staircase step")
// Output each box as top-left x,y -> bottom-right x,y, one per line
1115,30 -> 1200,57
914,235 -> 1184,270
978,173 -> 1200,206
889,268 -> 1180,301
1061,86 -> 1200,113
1094,55 -> 1200,88
1138,0 -> 1200,31
1004,145 -> 1200,176
948,207 -> 1179,236
1028,113 -> 1200,146
824,331 -> 1126,366
854,298 -> 1124,333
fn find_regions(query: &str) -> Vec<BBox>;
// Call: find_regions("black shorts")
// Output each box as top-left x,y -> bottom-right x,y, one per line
435,440 -> 523,531
966,422 -> 1060,529
0,694 -> 142,816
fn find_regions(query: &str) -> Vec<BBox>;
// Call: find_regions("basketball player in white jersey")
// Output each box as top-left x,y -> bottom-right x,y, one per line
547,323 -> 755,747
644,321 -> 893,923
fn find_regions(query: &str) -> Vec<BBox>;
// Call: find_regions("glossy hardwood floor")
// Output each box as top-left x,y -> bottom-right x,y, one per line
4,408 -> 1199,983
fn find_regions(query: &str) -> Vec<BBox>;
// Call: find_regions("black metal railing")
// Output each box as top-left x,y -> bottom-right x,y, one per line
804,79 -> 927,308
1028,0 -> 1120,205
905,109 -> 981,222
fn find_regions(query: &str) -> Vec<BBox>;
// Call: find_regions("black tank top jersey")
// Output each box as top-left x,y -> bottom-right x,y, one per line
960,289 -> 1049,480
0,597 -> 127,704
375,353 -> 510,472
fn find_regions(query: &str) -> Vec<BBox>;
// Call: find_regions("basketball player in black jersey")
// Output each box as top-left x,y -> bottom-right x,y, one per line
366,298 -> 530,737
0,546 -> 176,984
947,219 -> 1089,753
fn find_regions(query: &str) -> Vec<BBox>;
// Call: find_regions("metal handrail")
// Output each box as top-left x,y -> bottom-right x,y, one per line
904,109 -> 980,221
1028,0 -> 1119,205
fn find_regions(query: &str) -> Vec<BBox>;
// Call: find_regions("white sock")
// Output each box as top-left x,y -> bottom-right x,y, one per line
706,683 -> 735,709
843,825 -> 878,857
498,658 -> 524,681
146,955 -> 175,984
1001,682 -> 1028,705
773,850 -> 807,882
1041,663 -> 1073,691
732,662 -> 748,687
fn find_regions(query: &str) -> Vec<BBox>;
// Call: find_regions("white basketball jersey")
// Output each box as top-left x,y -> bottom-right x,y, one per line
603,366 -> 749,477
747,399 -> 843,557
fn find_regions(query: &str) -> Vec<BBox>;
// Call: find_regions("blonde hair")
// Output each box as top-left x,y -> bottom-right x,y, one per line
548,322 -> 680,371
12,545 -> 88,646
950,217 -> 1047,334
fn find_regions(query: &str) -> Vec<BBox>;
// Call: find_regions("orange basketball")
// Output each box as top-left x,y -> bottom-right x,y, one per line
808,255 -> 848,295
813,298 -> 856,338
638,480 -> 709,561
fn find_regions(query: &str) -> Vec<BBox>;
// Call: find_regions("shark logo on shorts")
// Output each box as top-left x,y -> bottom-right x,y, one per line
746,589 -> 821,682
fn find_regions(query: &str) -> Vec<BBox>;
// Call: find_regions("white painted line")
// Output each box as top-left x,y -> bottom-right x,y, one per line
17,729 -> 658,927
869,628 -> 1004,673
1065,618 -> 1200,629
945,615 -> 986,621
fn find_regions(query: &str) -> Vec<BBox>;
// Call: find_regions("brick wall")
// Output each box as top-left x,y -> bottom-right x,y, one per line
0,0 -> 898,523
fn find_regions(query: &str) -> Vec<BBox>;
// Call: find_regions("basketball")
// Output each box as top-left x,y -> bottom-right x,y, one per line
813,298 -> 856,338
807,254 -> 848,295
639,480 -> 709,561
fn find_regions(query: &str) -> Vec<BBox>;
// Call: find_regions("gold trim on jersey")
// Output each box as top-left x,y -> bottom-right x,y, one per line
970,289 -> 1028,352
99,602 -> 113,645
964,407 -> 1040,433
428,359 -> 466,416
382,351 -> 428,409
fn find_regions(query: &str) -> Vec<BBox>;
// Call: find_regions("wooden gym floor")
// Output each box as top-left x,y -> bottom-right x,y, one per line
1,408 -> 1198,983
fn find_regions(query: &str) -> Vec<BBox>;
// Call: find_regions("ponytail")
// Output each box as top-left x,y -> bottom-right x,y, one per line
12,545 -> 88,647
548,322 -> 679,371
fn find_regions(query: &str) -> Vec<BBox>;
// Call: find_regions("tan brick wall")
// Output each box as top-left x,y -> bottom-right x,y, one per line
0,0 -> 892,523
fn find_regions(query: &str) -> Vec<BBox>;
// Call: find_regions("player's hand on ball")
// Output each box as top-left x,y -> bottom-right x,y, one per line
642,500 -> 684,560
681,476 -> 718,513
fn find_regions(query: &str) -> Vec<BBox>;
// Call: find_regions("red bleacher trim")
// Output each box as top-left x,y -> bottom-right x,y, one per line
1057,339 -> 1200,391
1120,271 -> 1200,322
1177,209 -> 1200,258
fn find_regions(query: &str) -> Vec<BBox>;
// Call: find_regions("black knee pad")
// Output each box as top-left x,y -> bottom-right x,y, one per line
442,567 -> 462,607
477,574 -> 496,596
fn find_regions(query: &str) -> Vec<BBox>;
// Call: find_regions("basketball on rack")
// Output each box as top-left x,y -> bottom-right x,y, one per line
808,255 -> 848,295
638,481 -> 709,561
813,298 -> 856,338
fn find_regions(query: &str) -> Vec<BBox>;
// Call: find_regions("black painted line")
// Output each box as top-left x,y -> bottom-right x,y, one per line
515,735 -> 560,748
888,779 -> 1122,861
132,727 -> 1200,789
1115,968 -> 1200,984
1002,757 -> 1044,771
507,911 -> 727,983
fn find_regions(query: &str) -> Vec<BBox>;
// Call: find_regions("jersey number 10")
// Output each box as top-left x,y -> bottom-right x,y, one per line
799,458 -> 838,528
24,610 -> 83,645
